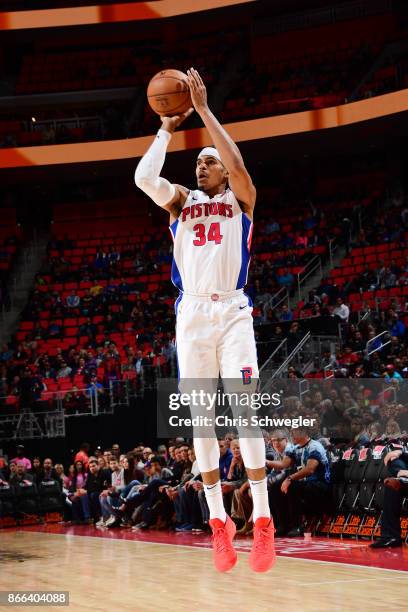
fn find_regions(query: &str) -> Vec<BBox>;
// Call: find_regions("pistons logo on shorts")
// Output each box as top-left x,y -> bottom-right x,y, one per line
240,366 -> 253,385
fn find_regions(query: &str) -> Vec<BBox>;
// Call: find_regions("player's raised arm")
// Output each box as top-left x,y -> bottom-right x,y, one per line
187,68 -> 256,216
134,110 -> 193,219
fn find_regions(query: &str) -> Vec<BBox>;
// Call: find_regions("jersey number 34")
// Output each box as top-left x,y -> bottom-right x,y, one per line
193,222 -> 223,246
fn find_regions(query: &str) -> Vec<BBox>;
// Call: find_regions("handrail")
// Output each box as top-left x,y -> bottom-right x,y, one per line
262,287 -> 289,320
272,332 -> 311,379
259,338 -> 288,374
261,332 -> 311,390
366,329 -> 391,356
328,238 -> 337,269
297,256 -> 322,302
358,309 -> 371,325
299,378 -> 309,400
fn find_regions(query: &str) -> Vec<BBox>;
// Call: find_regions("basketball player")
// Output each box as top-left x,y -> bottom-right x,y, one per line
135,68 -> 274,573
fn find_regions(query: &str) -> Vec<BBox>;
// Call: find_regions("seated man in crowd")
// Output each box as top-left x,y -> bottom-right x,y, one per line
35,458 -> 59,485
9,462 -> 34,485
79,457 -> 108,523
370,447 -> 408,548
266,430 -> 293,536
268,427 -> 331,536
98,456 -> 125,526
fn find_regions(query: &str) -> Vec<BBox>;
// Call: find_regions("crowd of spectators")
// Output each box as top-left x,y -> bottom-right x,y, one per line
0,192 -> 344,405
1,388 -> 407,538
1,177 -> 407,412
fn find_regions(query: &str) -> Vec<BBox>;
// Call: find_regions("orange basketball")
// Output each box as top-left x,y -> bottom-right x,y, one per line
147,69 -> 192,117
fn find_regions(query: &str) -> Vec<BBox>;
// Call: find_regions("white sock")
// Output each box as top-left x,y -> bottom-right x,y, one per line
204,481 -> 227,523
249,477 -> 270,522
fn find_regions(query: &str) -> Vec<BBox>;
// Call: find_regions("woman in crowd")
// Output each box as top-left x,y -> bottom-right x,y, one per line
97,456 -> 107,470
54,463 -> 66,483
30,457 -> 42,479
63,464 -> 75,489
68,460 -> 91,524
384,418 -> 402,440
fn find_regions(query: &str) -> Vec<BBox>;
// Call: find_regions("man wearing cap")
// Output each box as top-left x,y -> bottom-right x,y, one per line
134,68 -> 274,573
384,364 -> 403,383
10,445 -> 32,471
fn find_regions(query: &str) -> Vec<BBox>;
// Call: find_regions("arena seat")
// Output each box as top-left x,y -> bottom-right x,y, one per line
37,479 -> 64,515
0,483 -> 15,523
13,481 -> 40,521
357,445 -> 388,513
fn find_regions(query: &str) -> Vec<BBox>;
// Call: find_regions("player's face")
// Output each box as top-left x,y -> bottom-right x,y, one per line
196,156 -> 227,192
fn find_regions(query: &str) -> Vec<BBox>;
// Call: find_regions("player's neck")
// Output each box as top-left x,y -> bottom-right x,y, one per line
202,184 -> 227,198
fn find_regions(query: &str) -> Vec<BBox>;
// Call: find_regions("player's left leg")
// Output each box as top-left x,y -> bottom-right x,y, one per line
219,295 -> 276,572
176,297 -> 237,571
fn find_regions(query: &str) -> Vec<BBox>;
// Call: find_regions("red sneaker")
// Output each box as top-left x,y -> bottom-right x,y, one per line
248,517 -> 276,573
208,515 -> 237,572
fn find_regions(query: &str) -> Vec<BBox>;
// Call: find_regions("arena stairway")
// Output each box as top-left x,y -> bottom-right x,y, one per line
288,242 -> 346,310
0,232 -> 49,345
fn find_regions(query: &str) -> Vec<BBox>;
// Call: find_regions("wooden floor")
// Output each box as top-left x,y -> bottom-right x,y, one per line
0,530 -> 407,612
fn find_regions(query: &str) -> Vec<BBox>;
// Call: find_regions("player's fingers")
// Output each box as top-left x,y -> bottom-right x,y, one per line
186,73 -> 197,94
189,67 -> 200,88
194,68 -> 205,88
193,68 -> 205,90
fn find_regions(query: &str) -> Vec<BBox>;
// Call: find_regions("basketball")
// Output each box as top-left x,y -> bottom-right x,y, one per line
147,69 -> 192,116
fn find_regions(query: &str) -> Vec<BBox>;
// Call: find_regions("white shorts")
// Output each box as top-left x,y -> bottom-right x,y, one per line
175,289 -> 259,380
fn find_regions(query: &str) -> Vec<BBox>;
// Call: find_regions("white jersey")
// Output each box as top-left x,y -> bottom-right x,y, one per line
169,188 -> 253,295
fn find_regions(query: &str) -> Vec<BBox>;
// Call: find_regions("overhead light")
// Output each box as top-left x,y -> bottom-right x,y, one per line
31,117 -> 36,122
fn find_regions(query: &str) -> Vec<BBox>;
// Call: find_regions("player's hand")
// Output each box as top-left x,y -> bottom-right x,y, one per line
187,68 -> 208,113
160,108 -> 194,134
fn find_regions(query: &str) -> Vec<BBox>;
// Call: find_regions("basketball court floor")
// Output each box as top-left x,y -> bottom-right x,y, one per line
1,525 -> 407,611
